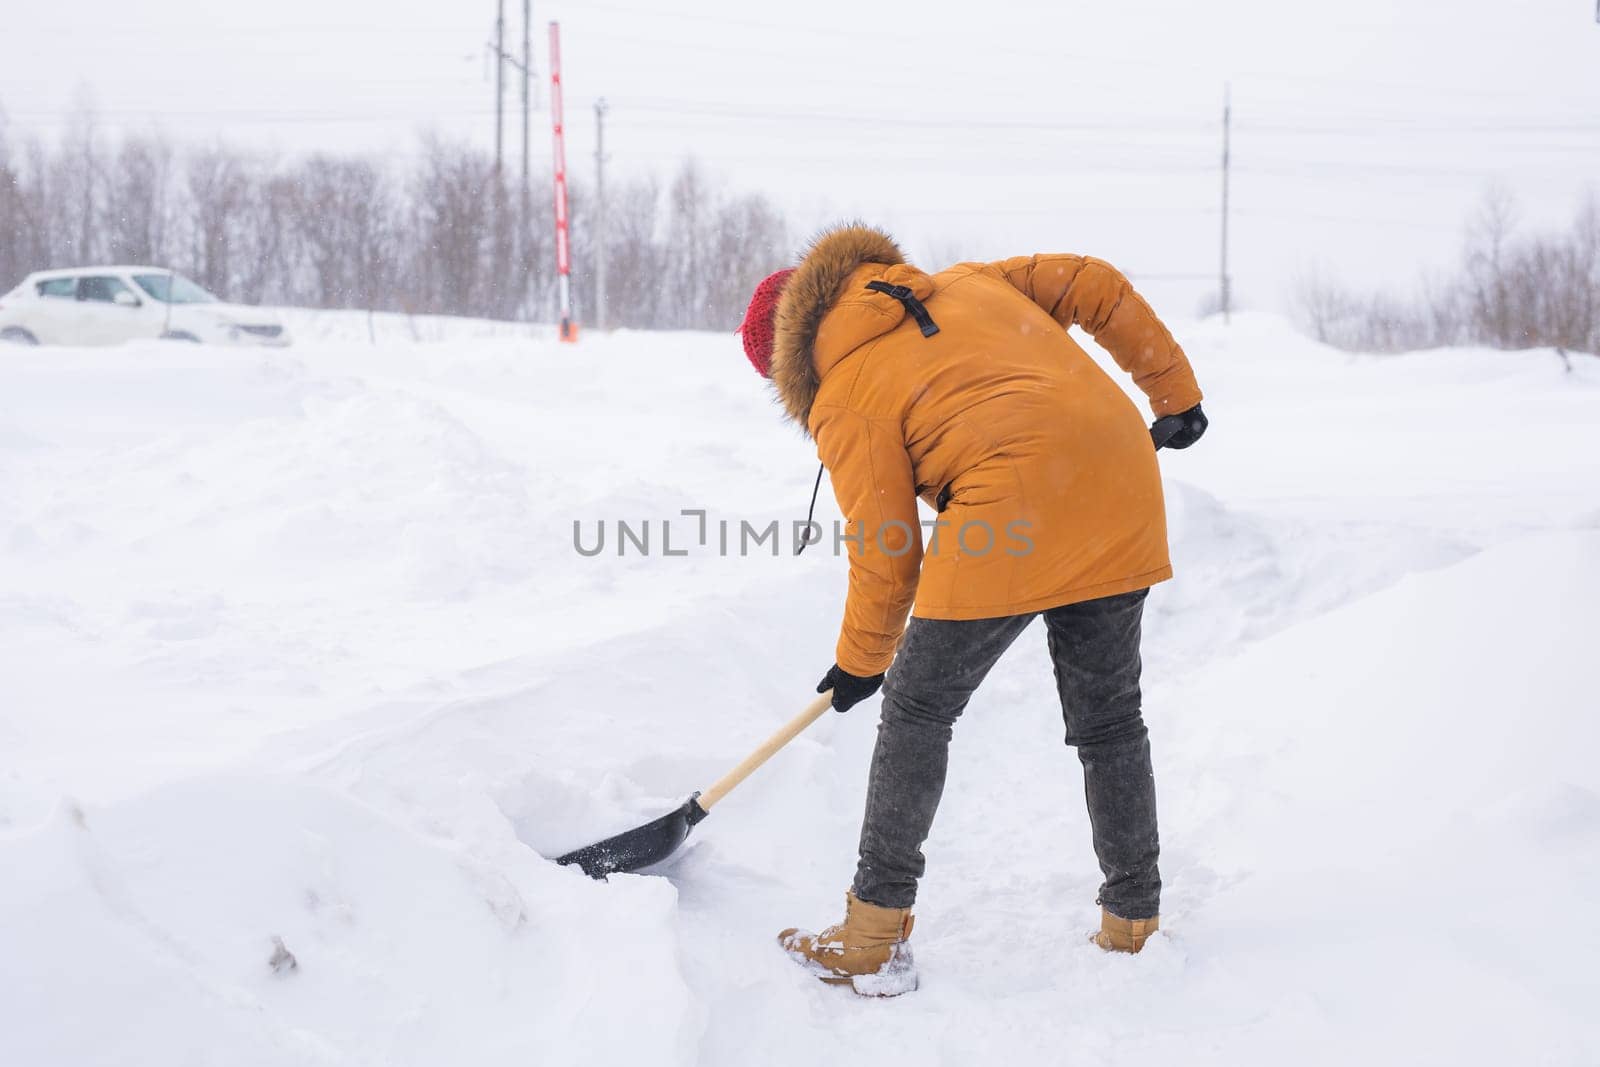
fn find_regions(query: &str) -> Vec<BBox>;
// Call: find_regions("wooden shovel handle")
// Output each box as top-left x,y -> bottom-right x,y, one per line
696,690 -> 836,812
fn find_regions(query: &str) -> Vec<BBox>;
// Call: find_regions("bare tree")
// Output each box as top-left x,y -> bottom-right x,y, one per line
24,138 -> 71,270
515,175 -> 556,320
664,161 -> 713,329
1296,187 -> 1600,357
60,95 -> 104,265
233,168 -> 296,305
1562,192 -> 1599,354
185,144 -> 252,298
589,175 -> 664,329
102,136 -> 176,265
285,156 -> 398,309
408,137 -> 497,317
0,111 -> 796,330
1463,186 -> 1519,348
0,111 -> 23,288
1290,265 -> 1355,346
704,191 -> 788,328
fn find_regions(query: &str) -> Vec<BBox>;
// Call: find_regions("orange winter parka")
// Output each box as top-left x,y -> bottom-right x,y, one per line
768,225 -> 1204,677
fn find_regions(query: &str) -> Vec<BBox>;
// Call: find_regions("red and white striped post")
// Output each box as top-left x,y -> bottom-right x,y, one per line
549,20 -> 577,342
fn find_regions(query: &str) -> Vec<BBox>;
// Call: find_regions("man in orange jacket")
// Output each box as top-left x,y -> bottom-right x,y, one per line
738,224 -> 1207,997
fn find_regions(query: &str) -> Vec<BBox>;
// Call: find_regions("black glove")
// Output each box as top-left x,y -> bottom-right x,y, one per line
1150,403 -> 1208,450
817,664 -> 885,713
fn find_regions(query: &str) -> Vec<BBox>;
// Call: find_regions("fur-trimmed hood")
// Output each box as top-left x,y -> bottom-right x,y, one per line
768,224 -> 918,432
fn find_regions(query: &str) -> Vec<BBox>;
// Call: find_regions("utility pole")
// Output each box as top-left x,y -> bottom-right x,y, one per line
489,1 -> 535,315
521,0 -> 531,212
1220,81 -> 1232,325
595,98 -> 608,331
493,0 -> 505,174
519,0 -> 532,319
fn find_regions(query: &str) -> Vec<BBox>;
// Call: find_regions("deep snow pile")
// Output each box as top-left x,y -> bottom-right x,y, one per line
1,315 -> 1597,1065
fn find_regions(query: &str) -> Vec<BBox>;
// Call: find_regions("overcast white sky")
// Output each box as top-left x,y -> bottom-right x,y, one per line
3,0 -> 1598,315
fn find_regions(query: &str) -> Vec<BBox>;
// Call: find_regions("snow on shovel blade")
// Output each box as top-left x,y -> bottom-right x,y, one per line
555,692 -> 835,878
555,793 -> 710,878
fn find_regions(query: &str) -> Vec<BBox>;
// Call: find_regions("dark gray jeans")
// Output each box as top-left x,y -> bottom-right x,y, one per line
851,589 -> 1161,920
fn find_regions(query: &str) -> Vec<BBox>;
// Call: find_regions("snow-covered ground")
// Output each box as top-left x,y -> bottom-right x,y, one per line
2,313 -> 1597,1065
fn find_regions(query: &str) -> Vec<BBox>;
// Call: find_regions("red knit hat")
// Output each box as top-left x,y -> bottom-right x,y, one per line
738,268 -> 795,378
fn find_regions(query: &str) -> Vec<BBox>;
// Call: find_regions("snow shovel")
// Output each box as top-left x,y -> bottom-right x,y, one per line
555,690 -> 836,878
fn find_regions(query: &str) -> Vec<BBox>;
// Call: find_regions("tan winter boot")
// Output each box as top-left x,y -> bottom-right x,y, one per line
778,891 -> 918,997
1091,907 -> 1159,953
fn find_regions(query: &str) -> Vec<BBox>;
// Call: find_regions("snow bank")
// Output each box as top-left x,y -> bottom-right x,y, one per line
1,312 -> 1597,1064
1155,528 -> 1600,1065
2,778 -> 699,1066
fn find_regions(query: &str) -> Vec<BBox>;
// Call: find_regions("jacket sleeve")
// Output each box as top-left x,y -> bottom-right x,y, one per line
987,254 -> 1203,416
811,404 -> 923,677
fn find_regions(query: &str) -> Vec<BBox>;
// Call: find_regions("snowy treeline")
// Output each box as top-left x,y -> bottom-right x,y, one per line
1295,189 -> 1600,356
0,110 -> 789,329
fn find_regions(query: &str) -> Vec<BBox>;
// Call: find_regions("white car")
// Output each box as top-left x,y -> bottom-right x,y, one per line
0,267 -> 291,347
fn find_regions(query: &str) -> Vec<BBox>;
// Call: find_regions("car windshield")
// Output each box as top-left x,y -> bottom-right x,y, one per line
132,273 -> 218,304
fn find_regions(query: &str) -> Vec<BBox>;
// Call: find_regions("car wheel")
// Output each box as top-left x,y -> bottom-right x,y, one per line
1,327 -> 39,345
160,331 -> 201,343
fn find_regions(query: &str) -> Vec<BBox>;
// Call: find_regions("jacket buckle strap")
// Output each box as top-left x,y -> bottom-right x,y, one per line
864,280 -> 940,338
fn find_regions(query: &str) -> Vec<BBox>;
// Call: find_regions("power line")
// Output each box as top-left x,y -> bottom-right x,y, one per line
4,109 -> 1589,182
12,19 -> 1586,114
10,6 -> 1594,116
7,94 -> 1599,138
563,2 -> 1598,104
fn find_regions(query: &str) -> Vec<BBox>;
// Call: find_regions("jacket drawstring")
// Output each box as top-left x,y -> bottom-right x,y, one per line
796,285 -> 938,556
865,281 -> 940,337
795,461 -> 824,555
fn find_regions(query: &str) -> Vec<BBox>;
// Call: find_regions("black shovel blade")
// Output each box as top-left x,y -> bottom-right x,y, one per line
554,793 -> 710,879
